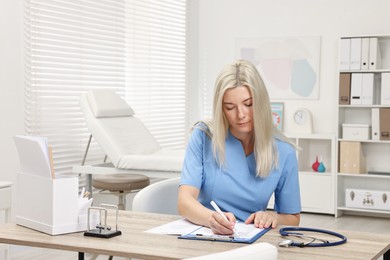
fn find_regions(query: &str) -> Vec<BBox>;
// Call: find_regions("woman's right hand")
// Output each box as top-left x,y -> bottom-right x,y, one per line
208,211 -> 236,235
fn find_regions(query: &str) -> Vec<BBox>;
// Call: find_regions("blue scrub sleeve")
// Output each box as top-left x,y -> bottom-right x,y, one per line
274,149 -> 301,214
180,128 -> 205,189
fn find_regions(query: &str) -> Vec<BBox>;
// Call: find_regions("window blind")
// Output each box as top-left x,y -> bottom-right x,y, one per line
125,0 -> 187,149
24,0 -> 187,178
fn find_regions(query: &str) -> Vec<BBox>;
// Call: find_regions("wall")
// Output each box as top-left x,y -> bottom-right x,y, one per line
196,0 -> 390,133
3,0 -> 390,220
0,0 -> 23,221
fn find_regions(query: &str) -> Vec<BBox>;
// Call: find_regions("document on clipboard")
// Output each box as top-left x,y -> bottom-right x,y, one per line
145,218 -> 270,244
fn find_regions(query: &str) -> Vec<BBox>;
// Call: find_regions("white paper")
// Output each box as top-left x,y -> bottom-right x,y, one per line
145,218 -> 202,235
13,135 -> 52,179
145,218 -> 265,240
188,222 -> 264,239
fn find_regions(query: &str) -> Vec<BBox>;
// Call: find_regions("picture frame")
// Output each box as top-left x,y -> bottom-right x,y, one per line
271,102 -> 284,131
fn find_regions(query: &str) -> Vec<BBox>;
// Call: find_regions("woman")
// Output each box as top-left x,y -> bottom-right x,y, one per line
178,60 -> 301,235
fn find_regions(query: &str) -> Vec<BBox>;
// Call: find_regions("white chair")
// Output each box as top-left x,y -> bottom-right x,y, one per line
76,90 -> 184,208
132,178 -> 180,215
185,242 -> 278,260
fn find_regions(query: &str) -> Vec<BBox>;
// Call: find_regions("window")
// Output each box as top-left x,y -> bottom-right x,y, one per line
125,0 -> 187,149
24,0 -> 187,176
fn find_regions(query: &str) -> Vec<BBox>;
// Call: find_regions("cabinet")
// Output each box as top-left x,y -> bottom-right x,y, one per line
268,134 -> 336,215
336,35 -> 390,217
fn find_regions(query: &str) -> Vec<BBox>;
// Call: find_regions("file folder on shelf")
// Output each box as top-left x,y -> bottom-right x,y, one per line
350,38 -> 362,70
340,38 -> 351,70
339,73 -> 351,105
361,73 -> 374,105
380,108 -> 390,141
372,108 -> 380,141
361,38 -> 370,70
381,73 -> 390,105
350,73 -> 363,105
339,141 -> 366,174
369,37 -> 381,70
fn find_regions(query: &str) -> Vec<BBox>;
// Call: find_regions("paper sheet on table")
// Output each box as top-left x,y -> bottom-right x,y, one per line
145,218 -> 202,235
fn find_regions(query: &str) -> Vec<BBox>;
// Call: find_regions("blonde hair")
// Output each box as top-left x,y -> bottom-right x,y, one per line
199,59 -> 294,178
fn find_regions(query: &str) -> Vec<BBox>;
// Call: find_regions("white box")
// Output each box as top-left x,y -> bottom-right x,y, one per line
16,173 -> 91,235
346,188 -> 390,210
342,124 -> 371,140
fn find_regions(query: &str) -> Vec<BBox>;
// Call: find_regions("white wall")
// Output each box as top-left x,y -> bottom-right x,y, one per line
0,0 -> 23,220
196,0 -> 390,133
3,0 -> 390,219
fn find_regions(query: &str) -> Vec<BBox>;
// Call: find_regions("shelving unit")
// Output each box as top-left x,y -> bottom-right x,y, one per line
336,35 -> 390,218
287,133 -> 336,215
268,133 -> 336,215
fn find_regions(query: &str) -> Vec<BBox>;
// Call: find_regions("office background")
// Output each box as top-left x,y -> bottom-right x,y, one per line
1,0 -> 390,223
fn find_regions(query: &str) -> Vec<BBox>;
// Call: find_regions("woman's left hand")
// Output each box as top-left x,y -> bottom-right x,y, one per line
245,211 -> 278,229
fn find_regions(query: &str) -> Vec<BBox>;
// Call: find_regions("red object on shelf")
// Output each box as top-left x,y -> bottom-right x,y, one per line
312,156 -> 320,171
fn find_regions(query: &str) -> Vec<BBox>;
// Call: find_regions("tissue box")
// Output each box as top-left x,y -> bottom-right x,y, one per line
345,188 -> 390,210
342,124 -> 371,140
16,173 -> 91,235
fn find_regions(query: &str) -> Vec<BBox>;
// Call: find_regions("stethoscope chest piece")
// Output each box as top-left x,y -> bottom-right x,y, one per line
278,239 -> 293,247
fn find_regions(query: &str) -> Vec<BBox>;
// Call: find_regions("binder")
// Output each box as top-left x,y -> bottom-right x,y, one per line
340,38 -> 351,70
361,73 -> 374,105
381,73 -> 390,105
380,108 -> 390,141
339,141 -> 366,174
369,37 -> 381,70
350,38 -> 362,70
350,73 -> 363,104
372,108 -> 380,141
360,38 -> 370,70
339,73 -> 351,105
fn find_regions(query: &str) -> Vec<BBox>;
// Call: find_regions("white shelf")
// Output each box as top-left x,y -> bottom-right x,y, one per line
338,138 -> 390,143
336,35 -> 390,218
284,132 -> 335,140
289,134 -> 336,215
340,69 -> 390,73
337,206 -> 390,215
268,134 -> 336,214
300,170 -> 332,176
338,173 -> 390,179
339,104 -> 390,108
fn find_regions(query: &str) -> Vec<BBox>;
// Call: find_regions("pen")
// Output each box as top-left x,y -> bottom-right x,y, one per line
210,200 -> 240,237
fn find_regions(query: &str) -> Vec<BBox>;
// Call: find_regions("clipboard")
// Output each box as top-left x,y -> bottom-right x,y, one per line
178,222 -> 271,244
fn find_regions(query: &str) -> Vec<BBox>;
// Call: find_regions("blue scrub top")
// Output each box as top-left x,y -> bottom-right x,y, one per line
180,127 -> 301,222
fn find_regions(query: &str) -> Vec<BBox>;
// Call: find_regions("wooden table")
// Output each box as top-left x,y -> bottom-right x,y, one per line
0,181 -> 12,260
0,211 -> 389,260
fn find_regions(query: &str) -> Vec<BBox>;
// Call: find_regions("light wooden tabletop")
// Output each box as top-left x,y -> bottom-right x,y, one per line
0,211 -> 389,259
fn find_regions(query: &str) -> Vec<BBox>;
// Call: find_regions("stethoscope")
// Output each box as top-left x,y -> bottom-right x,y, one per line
279,227 -> 347,247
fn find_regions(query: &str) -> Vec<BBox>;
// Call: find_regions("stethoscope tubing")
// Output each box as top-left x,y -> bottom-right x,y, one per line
279,227 -> 347,247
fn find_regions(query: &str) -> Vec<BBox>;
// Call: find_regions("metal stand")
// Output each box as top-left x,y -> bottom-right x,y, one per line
84,204 -> 122,238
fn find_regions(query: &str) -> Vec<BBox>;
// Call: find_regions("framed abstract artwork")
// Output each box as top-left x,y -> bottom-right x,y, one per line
236,36 -> 321,100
